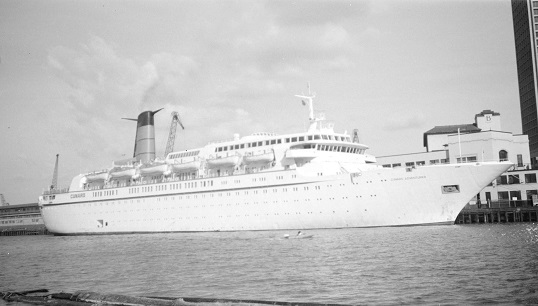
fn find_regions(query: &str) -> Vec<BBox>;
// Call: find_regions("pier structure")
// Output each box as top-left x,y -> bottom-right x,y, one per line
456,203 -> 538,224
0,203 -> 49,236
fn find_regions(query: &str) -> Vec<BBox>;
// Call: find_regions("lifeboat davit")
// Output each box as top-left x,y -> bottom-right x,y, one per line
206,154 -> 240,169
84,171 -> 109,182
170,160 -> 200,173
109,167 -> 136,179
243,150 -> 274,164
139,163 -> 169,176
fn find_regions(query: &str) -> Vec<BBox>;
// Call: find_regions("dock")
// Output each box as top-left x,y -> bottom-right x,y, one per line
0,225 -> 49,236
456,206 -> 538,224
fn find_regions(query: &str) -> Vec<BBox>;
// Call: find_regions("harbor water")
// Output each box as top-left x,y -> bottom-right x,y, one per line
1,224 -> 538,305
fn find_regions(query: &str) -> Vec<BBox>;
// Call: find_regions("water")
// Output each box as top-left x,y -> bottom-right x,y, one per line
1,224 -> 538,305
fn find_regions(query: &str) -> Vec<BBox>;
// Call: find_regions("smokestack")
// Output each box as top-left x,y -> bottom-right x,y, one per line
123,108 -> 162,163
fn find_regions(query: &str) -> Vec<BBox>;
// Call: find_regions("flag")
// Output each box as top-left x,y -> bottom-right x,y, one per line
301,100 -> 306,106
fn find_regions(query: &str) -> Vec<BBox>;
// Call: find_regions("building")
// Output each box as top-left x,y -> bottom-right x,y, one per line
377,110 -> 536,207
511,0 -> 538,166
0,202 -> 48,236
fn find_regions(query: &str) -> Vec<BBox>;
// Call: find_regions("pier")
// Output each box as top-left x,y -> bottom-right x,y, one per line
456,203 -> 538,224
0,226 -> 49,236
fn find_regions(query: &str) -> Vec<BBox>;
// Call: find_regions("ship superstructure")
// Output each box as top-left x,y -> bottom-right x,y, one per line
39,92 -> 512,235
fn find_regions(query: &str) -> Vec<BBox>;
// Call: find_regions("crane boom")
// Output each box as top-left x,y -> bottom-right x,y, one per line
164,111 -> 185,157
51,154 -> 59,190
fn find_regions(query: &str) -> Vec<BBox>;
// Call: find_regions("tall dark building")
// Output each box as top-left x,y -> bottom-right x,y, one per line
511,0 -> 538,166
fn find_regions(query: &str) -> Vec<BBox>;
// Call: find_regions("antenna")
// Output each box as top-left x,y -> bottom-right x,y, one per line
352,129 -> 360,143
51,154 -> 59,190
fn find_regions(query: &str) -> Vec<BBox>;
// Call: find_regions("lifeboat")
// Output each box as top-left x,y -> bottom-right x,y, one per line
109,167 -> 136,179
170,160 -> 200,173
243,150 -> 274,164
206,154 -> 240,169
139,163 -> 169,176
84,171 -> 109,182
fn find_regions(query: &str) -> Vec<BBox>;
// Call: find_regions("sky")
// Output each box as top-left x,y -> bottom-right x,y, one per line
0,0 -> 522,205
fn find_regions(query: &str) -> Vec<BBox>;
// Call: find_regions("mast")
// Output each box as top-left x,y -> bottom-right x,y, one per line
295,83 -> 317,131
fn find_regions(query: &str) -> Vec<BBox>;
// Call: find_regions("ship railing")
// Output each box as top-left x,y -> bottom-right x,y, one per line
464,200 -> 537,209
207,138 -> 236,145
42,187 -> 69,195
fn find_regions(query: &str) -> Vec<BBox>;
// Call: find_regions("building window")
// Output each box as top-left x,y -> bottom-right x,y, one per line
499,150 -> 508,162
509,190 -> 521,200
392,163 -> 401,168
517,154 -> 523,167
498,191 -> 509,200
526,190 -> 538,203
496,176 -> 508,185
508,174 -> 520,184
525,173 -> 537,183
405,162 -> 415,167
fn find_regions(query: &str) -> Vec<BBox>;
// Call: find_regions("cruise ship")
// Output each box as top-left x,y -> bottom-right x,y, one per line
39,93 -> 512,235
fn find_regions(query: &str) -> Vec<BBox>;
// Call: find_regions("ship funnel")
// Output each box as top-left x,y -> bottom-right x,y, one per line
123,108 -> 163,163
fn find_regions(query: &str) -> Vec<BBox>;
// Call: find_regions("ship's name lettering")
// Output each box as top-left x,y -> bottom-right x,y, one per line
391,175 -> 426,181
70,193 -> 86,199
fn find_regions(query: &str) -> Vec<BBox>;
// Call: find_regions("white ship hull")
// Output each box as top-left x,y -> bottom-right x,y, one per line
39,162 -> 510,235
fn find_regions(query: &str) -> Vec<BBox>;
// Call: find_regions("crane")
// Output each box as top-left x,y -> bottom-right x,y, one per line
51,154 -> 59,190
0,194 -> 8,206
164,111 -> 185,158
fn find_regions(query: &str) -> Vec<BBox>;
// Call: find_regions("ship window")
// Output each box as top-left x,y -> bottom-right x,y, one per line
285,138 -> 290,143
258,141 -> 263,146
308,135 -> 313,140
277,139 -> 282,144
322,135 -> 328,140
240,144 -> 245,149
265,141 -> 270,145
292,137 -> 297,142
314,135 -> 321,140
299,136 -> 304,141
271,140 -> 276,144
252,142 -> 257,147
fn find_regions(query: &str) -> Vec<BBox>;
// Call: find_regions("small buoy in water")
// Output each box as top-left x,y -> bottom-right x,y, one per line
283,234 -> 290,239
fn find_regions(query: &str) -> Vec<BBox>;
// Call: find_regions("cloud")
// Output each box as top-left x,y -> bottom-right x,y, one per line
45,36 -> 275,162
47,36 -> 199,121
